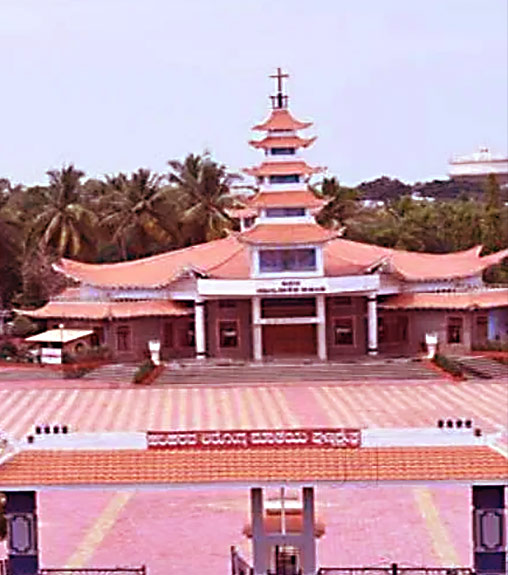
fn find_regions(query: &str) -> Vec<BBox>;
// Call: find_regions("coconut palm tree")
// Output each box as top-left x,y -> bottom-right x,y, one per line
100,168 -> 182,260
167,153 -> 241,244
28,165 -> 98,260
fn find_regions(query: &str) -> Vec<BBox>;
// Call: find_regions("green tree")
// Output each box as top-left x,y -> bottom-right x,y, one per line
315,177 -> 358,229
28,165 -> 98,260
100,169 -> 181,260
167,153 -> 240,244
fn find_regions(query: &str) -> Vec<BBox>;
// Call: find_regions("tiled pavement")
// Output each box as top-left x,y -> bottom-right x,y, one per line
0,377 -> 506,573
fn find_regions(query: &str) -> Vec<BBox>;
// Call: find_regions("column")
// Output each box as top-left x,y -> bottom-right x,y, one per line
301,487 -> 317,575
316,295 -> 327,361
252,297 -> 263,362
251,488 -> 268,575
194,299 -> 206,359
367,293 -> 378,356
4,491 -> 39,575
472,485 -> 506,574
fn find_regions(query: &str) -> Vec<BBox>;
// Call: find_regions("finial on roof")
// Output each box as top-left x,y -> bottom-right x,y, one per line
269,67 -> 289,110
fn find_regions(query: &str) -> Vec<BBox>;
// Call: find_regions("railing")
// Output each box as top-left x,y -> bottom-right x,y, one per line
39,568 -> 146,575
317,567 -> 475,575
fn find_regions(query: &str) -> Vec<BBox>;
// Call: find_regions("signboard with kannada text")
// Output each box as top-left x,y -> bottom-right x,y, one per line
147,428 -> 361,449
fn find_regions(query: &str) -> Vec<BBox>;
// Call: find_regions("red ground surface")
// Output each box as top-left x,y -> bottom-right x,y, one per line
0,375 -> 505,573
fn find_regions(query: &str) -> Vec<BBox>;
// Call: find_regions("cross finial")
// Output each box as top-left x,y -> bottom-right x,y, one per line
269,67 -> 289,109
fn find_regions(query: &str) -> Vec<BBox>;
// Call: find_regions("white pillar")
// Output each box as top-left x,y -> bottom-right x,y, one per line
367,294 -> 378,356
194,299 -> 206,359
316,295 -> 327,361
251,488 -> 268,575
301,487 -> 317,575
252,297 -> 263,362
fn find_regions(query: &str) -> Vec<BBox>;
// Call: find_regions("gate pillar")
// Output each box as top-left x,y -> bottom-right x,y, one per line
4,491 -> 39,575
472,485 -> 506,574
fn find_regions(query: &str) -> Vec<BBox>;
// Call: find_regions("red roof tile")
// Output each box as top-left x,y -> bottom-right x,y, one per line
247,191 -> 325,209
20,300 -> 191,320
244,161 -> 322,177
379,290 -> 508,310
55,236 -> 244,288
51,236 -> 508,288
0,446 -> 505,487
249,135 -> 316,150
253,109 -> 313,132
239,223 -> 338,245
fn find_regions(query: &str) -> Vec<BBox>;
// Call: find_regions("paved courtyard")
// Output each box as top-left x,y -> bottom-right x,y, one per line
0,372 -> 506,573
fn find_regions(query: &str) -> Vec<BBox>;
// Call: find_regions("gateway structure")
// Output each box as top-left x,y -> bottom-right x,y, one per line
23,70 -> 508,362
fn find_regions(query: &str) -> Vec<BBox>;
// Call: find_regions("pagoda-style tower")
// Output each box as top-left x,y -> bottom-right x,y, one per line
244,68 -> 324,196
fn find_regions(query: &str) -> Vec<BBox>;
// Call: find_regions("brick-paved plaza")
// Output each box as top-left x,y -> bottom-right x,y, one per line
0,369 -> 506,573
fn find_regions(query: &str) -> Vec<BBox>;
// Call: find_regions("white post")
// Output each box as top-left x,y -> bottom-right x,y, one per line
301,487 -> 317,575
316,295 -> 327,361
252,296 -> 263,362
367,294 -> 378,356
251,488 -> 268,575
194,300 -> 206,359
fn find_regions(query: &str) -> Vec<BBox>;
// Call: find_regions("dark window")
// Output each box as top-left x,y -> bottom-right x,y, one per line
476,315 -> 488,343
91,327 -> 104,347
265,207 -> 305,218
163,323 -> 174,348
334,318 -> 354,345
259,248 -> 317,272
269,174 -> 300,184
447,317 -> 463,344
116,325 -> 131,351
243,216 -> 255,228
269,147 -> 296,155
219,320 -> 239,348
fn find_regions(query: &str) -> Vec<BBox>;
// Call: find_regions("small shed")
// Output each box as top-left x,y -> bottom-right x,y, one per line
25,329 -> 94,364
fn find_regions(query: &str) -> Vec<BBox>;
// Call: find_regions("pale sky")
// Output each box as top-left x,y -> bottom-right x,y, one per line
1,0 -> 507,187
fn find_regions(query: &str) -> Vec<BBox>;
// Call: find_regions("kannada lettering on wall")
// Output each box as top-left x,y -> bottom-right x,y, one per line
147,428 -> 362,449
256,280 -> 327,295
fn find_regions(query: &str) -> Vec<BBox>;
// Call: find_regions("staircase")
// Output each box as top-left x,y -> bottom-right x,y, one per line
453,356 -> 508,380
153,358 -> 440,386
81,363 -> 138,384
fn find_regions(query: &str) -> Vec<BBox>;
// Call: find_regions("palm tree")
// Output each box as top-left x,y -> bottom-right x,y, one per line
29,165 -> 98,260
167,153 -> 241,244
100,169 -> 182,260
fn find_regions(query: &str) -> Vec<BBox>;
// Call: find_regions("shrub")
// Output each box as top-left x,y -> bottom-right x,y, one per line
133,359 -> 156,384
433,353 -> 464,378
0,341 -> 17,360
10,315 -> 38,338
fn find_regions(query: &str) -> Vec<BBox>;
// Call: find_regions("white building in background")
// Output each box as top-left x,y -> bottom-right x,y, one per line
449,147 -> 508,186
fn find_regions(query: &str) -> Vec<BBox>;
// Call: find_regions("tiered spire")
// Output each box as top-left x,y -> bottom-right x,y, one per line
244,67 -> 323,187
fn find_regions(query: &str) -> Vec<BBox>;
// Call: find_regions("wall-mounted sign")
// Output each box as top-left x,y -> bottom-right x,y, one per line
256,280 -> 327,295
147,428 -> 361,450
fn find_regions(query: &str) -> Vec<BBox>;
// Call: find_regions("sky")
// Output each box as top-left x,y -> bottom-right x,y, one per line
0,0 -> 507,187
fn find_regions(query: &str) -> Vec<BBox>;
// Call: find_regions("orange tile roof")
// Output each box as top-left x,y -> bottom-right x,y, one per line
379,290 -> 508,310
253,109 -> 313,131
55,236 -> 244,288
249,135 -> 316,149
325,240 -> 508,282
244,161 -> 322,177
247,191 -> 325,209
19,300 -> 191,320
239,223 -> 338,245
51,236 -> 508,288
0,446 -> 505,487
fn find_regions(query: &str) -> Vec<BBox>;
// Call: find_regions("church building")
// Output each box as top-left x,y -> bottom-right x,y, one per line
23,70 -> 508,362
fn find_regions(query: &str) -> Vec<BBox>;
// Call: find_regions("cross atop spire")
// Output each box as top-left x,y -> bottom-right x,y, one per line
270,67 -> 289,110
